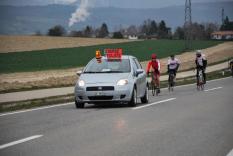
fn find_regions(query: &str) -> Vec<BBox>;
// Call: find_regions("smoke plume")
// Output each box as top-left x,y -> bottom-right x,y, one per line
69,0 -> 90,27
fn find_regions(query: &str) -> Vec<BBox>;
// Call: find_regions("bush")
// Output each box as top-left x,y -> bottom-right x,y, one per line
113,31 -> 123,39
48,25 -> 66,36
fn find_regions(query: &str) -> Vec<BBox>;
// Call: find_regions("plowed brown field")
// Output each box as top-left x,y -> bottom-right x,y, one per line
0,35 -> 132,53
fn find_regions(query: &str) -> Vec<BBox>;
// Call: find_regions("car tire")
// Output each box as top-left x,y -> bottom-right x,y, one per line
75,99 -> 85,108
141,85 -> 149,103
128,87 -> 137,107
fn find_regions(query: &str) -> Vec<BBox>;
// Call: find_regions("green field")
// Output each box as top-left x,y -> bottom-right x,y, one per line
0,39 -> 222,73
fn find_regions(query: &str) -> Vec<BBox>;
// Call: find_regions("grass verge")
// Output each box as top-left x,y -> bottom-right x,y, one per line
0,69 -> 231,113
0,94 -> 74,113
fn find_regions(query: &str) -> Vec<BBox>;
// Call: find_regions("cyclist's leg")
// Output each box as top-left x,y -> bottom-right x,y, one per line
168,70 -> 171,83
172,69 -> 176,86
202,68 -> 206,84
196,68 -> 199,85
231,66 -> 233,76
152,72 -> 157,87
174,70 -> 177,81
152,73 -> 156,85
155,73 -> 161,93
150,73 -> 155,90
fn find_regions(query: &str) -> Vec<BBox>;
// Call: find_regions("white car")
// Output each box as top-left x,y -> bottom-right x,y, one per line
74,54 -> 149,108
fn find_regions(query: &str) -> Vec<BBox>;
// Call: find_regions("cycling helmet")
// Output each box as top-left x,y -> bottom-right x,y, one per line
196,50 -> 202,57
151,53 -> 157,59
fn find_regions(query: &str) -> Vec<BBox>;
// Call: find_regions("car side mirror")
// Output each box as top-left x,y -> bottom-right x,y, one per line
76,70 -> 82,76
136,69 -> 144,77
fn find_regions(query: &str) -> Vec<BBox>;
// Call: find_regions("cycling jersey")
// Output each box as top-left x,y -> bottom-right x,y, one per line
195,54 -> 207,68
146,59 -> 160,74
167,58 -> 180,70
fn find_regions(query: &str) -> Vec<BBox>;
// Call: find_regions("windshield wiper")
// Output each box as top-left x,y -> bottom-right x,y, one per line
83,71 -> 97,73
84,71 -> 125,73
101,71 -> 124,73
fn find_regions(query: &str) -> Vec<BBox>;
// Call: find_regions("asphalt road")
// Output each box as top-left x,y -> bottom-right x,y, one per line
0,77 -> 232,156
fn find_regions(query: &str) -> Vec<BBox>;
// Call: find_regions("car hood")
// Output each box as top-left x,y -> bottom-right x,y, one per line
80,73 -> 130,84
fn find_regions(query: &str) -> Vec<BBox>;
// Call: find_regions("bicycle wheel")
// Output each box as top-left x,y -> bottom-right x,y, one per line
151,83 -> 156,96
201,84 -> 205,91
156,88 -> 159,96
196,78 -> 200,91
168,74 -> 174,92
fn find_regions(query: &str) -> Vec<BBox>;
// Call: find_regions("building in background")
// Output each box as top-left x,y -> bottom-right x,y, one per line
211,31 -> 233,40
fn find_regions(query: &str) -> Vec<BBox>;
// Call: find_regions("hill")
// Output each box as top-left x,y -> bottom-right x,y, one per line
0,1 -> 233,35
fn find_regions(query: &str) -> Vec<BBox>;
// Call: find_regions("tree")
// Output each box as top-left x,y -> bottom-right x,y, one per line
149,20 -> 158,35
84,25 -> 93,37
191,22 -> 205,40
127,25 -> 138,35
173,22 -> 219,40
220,16 -> 233,31
204,23 -> 219,39
140,19 -> 151,35
48,25 -> 66,36
158,20 -> 169,38
98,23 -> 109,38
113,31 -> 123,39
69,30 -> 84,37
173,26 -> 185,39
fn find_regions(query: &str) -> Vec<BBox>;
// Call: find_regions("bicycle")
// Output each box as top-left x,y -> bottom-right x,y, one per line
229,60 -> 233,77
196,69 -> 205,91
168,70 -> 175,92
149,72 -> 160,96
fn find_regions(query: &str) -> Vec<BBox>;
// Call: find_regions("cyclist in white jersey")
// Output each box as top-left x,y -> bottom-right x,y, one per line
167,54 -> 180,81
195,50 -> 207,84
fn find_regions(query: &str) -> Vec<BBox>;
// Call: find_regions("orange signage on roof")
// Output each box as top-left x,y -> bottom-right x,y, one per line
105,48 -> 122,60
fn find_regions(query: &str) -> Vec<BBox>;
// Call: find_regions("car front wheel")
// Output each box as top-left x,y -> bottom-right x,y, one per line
75,99 -> 85,108
128,87 -> 137,107
141,85 -> 149,103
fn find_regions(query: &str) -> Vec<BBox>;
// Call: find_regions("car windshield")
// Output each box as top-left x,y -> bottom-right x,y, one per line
84,58 -> 131,73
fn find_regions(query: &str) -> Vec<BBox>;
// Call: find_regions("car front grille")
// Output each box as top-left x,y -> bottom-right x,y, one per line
86,86 -> 114,91
88,96 -> 113,100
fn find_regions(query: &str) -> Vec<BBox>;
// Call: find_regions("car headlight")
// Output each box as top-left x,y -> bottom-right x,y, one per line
117,79 -> 128,86
78,80 -> 85,87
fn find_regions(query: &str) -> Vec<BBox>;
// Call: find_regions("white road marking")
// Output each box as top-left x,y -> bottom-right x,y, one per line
0,102 -> 73,117
0,135 -> 43,150
133,98 -> 176,110
204,87 -> 222,92
227,149 -> 233,156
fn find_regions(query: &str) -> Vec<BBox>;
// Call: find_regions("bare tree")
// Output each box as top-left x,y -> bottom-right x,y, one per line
204,23 -> 219,39
127,25 -> 138,35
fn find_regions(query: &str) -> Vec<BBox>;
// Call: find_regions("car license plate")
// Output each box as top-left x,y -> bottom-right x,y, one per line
96,92 -> 103,96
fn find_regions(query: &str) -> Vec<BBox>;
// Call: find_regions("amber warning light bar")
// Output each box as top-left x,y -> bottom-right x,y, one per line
95,50 -> 102,63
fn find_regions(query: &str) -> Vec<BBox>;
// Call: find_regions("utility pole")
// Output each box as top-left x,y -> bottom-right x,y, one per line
184,0 -> 192,50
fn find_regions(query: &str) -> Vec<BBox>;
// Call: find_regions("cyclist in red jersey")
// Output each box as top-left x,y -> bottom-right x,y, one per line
146,54 -> 161,93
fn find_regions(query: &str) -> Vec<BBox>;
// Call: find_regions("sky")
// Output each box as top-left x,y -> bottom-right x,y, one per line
1,0 -> 232,8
